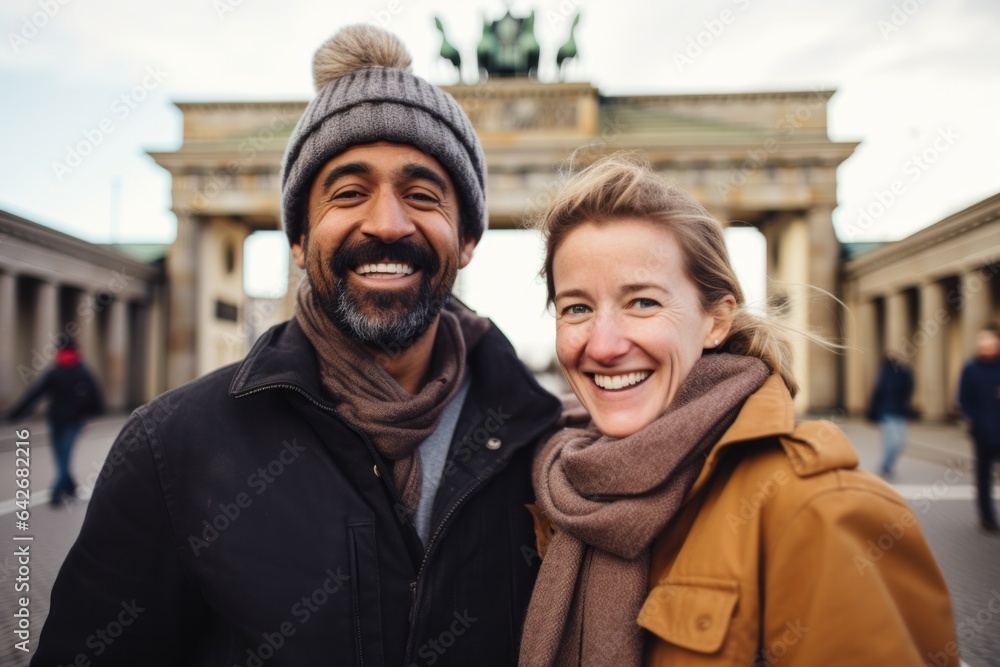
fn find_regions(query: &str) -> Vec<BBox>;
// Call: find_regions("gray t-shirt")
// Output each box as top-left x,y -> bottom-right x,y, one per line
413,372 -> 472,546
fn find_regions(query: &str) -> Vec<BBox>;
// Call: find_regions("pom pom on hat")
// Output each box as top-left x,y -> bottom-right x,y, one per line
312,24 -> 412,92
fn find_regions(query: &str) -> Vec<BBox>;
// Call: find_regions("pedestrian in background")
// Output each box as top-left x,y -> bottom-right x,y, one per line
868,353 -> 915,477
958,323 -> 1000,534
4,337 -> 104,505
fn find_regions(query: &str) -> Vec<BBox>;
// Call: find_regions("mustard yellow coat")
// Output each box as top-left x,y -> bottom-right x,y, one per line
534,375 -> 960,666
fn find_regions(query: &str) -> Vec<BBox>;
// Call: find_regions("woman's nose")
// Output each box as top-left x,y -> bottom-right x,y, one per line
360,191 -> 416,243
584,313 -> 631,365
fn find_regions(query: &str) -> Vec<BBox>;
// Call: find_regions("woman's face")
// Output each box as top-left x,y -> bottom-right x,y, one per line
553,218 -> 727,438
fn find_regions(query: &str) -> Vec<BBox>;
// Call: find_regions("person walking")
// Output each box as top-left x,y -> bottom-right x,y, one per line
868,354 -> 915,476
958,323 -> 1000,534
31,25 -> 560,666
4,337 -> 103,506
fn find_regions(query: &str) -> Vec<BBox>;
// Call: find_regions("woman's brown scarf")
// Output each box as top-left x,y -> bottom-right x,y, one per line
520,354 -> 770,666
294,278 -> 489,515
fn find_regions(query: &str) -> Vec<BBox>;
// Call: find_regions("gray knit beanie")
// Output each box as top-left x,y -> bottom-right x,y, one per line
281,25 -> 487,246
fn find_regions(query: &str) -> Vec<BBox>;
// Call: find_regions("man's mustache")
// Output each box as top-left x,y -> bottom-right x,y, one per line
331,238 -> 440,278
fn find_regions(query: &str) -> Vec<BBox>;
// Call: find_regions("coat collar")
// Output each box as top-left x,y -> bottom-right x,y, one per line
687,374 -> 858,498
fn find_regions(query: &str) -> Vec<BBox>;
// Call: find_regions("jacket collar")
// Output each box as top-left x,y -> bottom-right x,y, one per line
230,317 -> 327,403
687,374 -> 858,498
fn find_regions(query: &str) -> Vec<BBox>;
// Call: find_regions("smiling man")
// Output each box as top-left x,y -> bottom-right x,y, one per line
32,25 -> 560,666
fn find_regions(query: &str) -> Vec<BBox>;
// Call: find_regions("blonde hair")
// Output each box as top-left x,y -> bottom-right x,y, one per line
537,152 -> 799,396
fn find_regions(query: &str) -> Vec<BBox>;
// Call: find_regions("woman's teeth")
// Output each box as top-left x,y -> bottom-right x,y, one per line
592,371 -> 651,390
355,263 -> 415,276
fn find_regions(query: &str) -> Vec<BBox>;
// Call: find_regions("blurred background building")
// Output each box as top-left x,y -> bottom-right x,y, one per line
2,8 -> 998,419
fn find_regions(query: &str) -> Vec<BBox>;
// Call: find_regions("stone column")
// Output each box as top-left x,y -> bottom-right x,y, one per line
105,297 -> 128,411
919,281 -> 948,421
847,294 -> 878,415
960,267 -> 992,360
167,212 -> 200,388
884,291 -> 909,359
74,291 -> 99,375
0,272 -> 16,409
33,280 -> 58,373
805,205 -> 840,411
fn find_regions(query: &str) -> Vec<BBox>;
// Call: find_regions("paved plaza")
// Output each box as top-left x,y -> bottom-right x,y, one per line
1,413 -> 998,665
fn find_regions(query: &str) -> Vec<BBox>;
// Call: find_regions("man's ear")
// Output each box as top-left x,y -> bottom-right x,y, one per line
291,234 -> 306,269
458,235 -> 478,269
706,295 -> 737,347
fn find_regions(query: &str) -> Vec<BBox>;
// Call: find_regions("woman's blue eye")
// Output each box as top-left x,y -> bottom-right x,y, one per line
635,298 -> 659,308
563,304 -> 590,316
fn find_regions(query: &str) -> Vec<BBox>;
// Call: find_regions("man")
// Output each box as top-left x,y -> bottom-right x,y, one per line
867,353 -> 914,476
5,337 -> 103,505
958,323 -> 1000,534
33,25 -> 560,665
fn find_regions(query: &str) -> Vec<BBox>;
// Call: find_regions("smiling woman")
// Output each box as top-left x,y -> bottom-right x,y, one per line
519,153 -> 959,667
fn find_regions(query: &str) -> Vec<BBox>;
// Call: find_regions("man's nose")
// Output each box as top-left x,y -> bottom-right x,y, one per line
360,190 -> 417,243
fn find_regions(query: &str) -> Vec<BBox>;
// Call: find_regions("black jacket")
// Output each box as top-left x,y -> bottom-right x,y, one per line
959,357 -> 1000,449
868,358 -> 914,420
32,317 -> 560,666
6,362 -> 103,426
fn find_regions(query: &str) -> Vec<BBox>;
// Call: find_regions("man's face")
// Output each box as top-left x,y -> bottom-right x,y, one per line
292,142 -> 476,352
976,330 -> 1000,361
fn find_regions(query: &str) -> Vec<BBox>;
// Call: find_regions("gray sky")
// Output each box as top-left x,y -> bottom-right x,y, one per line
1,0 -> 998,365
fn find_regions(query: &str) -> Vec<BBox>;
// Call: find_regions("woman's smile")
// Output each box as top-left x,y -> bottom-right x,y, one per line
553,218 -> 722,438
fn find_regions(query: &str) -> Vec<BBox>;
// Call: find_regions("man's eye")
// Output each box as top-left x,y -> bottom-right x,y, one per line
333,190 -> 365,200
409,192 -> 440,204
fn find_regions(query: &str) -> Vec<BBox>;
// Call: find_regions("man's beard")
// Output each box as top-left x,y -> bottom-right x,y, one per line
307,236 -> 457,353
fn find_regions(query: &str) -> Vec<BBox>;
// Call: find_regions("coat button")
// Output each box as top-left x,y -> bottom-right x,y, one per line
486,437 -> 502,450
696,615 -> 712,630
373,465 -> 381,478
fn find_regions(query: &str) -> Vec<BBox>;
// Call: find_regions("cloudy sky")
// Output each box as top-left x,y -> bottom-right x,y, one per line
1,0 -> 998,366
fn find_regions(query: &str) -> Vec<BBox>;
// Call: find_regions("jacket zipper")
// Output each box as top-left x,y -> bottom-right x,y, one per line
403,478 -> 483,661
237,381 -> 488,660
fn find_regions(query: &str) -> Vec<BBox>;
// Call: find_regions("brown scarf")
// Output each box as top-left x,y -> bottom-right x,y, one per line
520,354 -> 770,667
294,278 -> 490,515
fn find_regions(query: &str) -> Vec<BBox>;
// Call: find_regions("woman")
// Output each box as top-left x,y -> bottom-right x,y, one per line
519,154 -> 958,666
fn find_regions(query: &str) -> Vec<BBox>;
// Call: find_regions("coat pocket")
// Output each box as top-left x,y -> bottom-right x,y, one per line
637,577 -> 739,654
348,523 -> 384,667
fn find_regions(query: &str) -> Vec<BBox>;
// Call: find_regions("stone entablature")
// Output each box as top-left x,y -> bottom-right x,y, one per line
0,210 -> 166,412
844,192 -> 1000,421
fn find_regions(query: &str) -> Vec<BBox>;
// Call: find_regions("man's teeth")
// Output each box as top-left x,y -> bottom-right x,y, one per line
356,263 -> 415,276
593,371 -> 651,390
